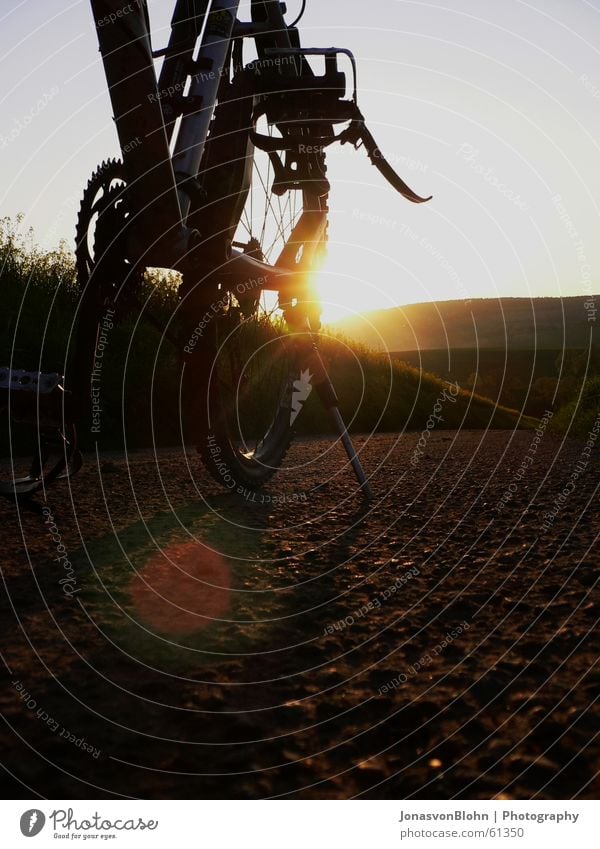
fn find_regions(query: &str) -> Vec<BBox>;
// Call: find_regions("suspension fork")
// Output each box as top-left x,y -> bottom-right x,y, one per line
89,1 -> 191,265
157,0 -> 211,139
91,0 -> 244,263
170,1 -> 241,222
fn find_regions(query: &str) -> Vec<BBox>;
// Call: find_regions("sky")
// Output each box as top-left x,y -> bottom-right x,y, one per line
1,0 -> 600,322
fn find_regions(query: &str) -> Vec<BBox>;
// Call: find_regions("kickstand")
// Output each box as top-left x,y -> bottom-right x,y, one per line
295,319 -> 374,500
327,404 -> 374,500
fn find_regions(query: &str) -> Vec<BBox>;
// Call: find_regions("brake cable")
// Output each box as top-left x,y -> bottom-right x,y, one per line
289,0 -> 307,28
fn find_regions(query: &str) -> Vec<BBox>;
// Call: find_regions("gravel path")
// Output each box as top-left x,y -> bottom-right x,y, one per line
0,430 -> 598,799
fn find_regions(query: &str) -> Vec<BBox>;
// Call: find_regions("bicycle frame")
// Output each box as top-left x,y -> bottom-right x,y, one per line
90,0 -> 428,294
90,0 -> 321,281
0,0 -> 431,499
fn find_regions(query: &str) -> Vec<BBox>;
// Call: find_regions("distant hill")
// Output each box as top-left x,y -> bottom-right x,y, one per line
330,297 -> 596,352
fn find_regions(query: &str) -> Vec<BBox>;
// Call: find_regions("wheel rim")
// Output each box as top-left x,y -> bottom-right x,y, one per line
208,312 -> 294,466
206,122 -> 315,465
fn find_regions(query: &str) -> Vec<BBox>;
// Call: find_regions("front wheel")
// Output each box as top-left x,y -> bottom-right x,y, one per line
186,307 -> 308,492
183,73 -> 327,492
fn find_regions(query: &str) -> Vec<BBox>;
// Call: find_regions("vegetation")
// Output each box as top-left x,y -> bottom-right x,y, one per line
1,215 -> 78,373
550,375 -> 600,439
394,346 -> 600,418
1,217 -> 538,455
298,333 -> 524,434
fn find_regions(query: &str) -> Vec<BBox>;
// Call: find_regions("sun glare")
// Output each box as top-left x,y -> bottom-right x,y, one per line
311,248 -> 418,326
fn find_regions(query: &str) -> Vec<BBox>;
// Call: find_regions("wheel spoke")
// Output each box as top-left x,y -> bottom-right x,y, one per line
201,116 -> 324,485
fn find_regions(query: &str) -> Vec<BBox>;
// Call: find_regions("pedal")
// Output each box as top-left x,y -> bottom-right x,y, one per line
0,425 -> 82,499
0,368 -> 82,499
0,368 -> 70,427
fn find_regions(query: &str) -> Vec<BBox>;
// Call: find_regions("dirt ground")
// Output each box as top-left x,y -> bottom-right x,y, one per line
0,429 -> 598,799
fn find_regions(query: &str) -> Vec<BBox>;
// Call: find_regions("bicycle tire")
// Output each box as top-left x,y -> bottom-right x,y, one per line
183,66 -> 327,492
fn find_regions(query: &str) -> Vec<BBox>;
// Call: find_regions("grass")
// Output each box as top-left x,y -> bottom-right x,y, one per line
390,347 -> 598,418
549,375 -> 600,439
298,332 -> 529,434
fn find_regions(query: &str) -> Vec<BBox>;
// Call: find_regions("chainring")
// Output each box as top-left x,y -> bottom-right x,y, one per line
75,159 -> 142,314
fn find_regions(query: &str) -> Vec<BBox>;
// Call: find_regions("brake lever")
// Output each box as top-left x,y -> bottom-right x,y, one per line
339,114 -> 432,204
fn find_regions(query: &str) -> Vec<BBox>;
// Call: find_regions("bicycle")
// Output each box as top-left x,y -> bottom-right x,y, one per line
0,0 -> 430,500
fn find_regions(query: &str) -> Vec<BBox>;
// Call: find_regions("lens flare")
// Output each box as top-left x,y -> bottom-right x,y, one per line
130,541 -> 230,635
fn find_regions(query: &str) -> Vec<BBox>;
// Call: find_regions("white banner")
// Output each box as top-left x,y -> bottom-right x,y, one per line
0,800 -> 598,848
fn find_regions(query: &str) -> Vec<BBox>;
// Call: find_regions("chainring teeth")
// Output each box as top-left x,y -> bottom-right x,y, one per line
76,159 -> 142,308
75,159 -> 126,277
